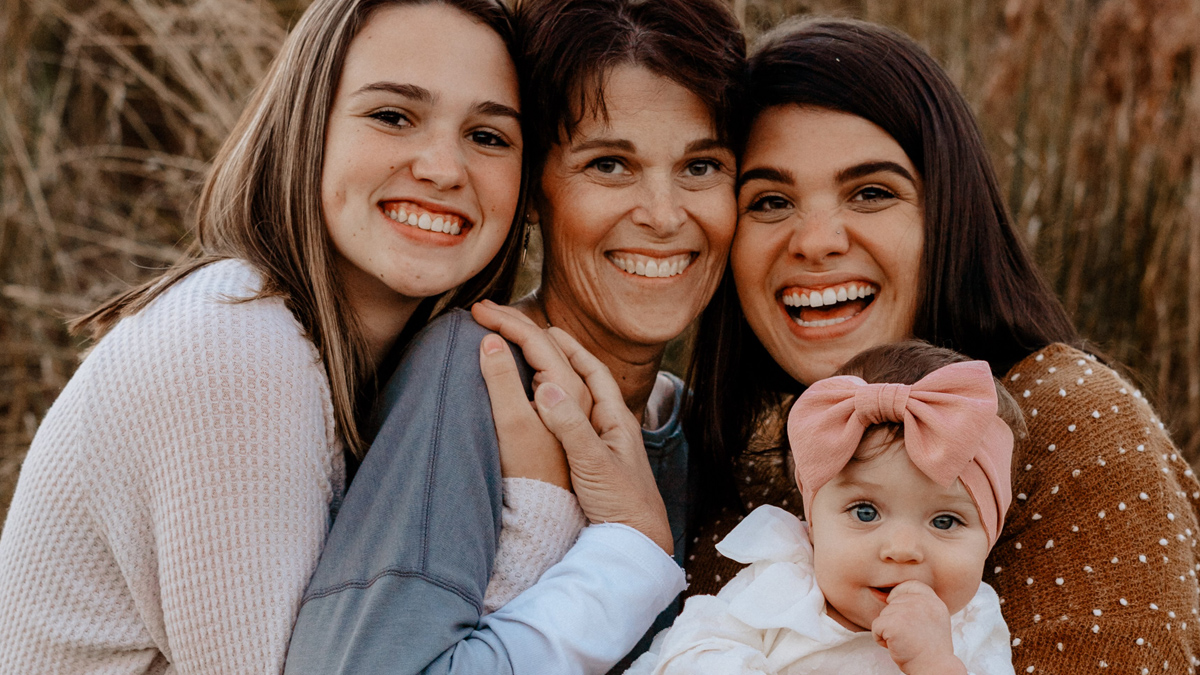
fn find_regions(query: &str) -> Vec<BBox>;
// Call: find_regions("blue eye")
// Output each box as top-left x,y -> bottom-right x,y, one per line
931,515 -> 961,530
852,504 -> 879,522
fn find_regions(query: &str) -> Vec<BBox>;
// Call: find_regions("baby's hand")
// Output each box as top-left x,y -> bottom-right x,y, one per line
870,580 -> 967,675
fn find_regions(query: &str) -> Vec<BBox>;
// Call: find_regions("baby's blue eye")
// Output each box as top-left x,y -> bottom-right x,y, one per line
853,504 -> 878,522
931,515 -> 959,530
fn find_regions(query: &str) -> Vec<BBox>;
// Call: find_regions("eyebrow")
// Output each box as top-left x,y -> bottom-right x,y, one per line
829,476 -> 884,491
738,166 -> 794,189
738,160 -> 916,191
352,82 -> 520,121
355,82 -> 432,102
686,138 -> 731,154
569,137 -> 636,154
836,160 -> 916,184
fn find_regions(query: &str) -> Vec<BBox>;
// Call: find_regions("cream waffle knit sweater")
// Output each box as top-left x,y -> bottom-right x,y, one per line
0,260 -> 346,674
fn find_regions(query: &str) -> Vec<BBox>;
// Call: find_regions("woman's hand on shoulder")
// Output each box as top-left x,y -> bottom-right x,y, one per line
529,329 -> 674,556
473,300 -> 592,413
478,329 -> 572,490
474,301 -> 673,555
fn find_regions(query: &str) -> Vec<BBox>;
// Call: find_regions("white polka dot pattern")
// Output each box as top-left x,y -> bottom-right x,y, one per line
0,260 -> 345,674
985,344 -> 1200,673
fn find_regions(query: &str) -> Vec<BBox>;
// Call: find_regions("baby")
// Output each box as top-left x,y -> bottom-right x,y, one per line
628,341 -> 1022,675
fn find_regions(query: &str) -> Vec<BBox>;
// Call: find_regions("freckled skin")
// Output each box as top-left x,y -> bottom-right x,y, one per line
321,4 -> 522,332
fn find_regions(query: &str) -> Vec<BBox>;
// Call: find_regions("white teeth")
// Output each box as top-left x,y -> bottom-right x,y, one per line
608,253 -> 692,279
385,203 -> 468,235
781,282 -> 879,312
791,315 -> 854,328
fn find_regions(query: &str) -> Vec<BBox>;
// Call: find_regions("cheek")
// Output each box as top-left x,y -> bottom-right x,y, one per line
730,230 -> 770,298
692,193 -> 738,251
477,158 -> 523,223
934,543 -> 989,614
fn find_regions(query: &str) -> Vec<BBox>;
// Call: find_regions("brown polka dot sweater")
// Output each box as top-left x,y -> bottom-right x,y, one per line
685,344 -> 1200,674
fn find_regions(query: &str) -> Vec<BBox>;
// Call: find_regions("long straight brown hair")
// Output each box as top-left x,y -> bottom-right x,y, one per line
685,18 -> 1079,509
73,0 -> 529,459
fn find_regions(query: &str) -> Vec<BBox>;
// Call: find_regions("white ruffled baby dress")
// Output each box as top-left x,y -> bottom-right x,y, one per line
627,505 -> 1014,675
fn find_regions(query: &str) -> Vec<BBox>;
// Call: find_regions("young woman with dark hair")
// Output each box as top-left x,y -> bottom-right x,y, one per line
683,18 -> 1200,673
0,0 -> 528,671
284,0 -> 745,672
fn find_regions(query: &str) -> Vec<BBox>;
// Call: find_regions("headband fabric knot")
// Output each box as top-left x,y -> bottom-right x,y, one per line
787,360 -> 1014,547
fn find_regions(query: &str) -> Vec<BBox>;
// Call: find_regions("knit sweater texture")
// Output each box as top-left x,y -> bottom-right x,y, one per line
0,260 -> 346,674
685,344 -> 1200,674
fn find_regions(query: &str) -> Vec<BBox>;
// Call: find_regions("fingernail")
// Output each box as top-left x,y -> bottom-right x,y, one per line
539,383 -> 566,407
481,334 -> 504,355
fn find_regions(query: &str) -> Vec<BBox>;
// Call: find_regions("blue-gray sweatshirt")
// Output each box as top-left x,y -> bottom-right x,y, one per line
285,310 -> 690,674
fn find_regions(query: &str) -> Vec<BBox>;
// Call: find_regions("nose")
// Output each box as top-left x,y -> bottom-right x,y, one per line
409,127 -> 467,191
879,524 -> 924,564
633,174 -> 686,237
786,207 -> 849,262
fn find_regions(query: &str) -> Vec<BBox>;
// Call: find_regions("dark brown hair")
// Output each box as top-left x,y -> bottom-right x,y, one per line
73,0 -> 528,459
686,17 -> 1077,508
514,0 -> 746,176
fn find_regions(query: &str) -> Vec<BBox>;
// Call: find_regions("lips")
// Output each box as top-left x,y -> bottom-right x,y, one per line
869,586 -> 895,602
779,281 -> 878,328
380,200 -> 471,236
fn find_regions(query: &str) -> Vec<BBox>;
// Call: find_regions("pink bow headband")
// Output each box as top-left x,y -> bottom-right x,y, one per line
786,360 -> 1014,547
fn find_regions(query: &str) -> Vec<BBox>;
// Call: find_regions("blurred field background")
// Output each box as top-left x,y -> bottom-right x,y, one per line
2,0 -> 1199,525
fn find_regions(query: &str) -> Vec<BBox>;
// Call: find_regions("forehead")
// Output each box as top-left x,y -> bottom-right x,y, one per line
341,4 -> 517,105
742,105 -> 915,181
831,442 -> 977,510
567,65 -> 716,140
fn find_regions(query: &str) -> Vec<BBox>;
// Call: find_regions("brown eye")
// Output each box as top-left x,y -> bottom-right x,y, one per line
748,195 -> 790,212
686,160 -> 719,176
369,109 -> 412,128
854,186 -> 896,202
468,130 -> 508,148
589,158 -> 627,175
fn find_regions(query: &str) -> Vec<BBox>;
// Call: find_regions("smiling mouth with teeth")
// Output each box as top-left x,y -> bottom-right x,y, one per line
607,252 -> 694,279
780,281 -> 878,328
382,200 -> 468,236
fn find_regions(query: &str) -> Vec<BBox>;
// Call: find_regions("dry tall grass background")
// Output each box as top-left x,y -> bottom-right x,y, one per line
2,0 -> 1199,525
